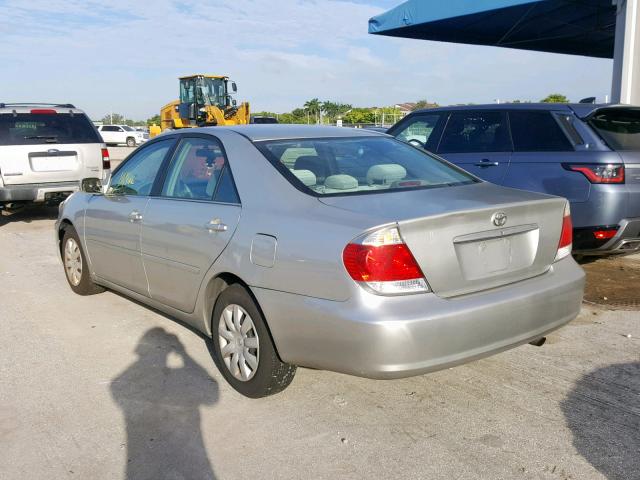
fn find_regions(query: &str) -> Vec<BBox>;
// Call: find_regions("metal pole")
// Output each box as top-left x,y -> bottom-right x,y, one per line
612,0 -> 640,104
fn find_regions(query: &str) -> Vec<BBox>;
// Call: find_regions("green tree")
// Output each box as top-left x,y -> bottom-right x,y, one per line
321,101 -> 352,123
541,93 -> 569,103
344,108 -> 375,125
303,98 -> 321,124
100,113 -> 126,125
147,114 -> 161,125
412,100 -> 439,111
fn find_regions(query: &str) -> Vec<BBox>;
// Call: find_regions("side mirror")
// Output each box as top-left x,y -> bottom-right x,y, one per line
232,99 -> 237,107
81,177 -> 102,194
231,82 -> 237,93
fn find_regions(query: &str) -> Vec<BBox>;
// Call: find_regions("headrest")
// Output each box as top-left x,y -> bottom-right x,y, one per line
366,164 -> 407,185
324,174 -> 358,190
291,169 -> 317,186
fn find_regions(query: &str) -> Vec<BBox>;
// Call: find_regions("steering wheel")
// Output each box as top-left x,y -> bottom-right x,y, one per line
408,138 -> 426,149
175,179 -> 195,199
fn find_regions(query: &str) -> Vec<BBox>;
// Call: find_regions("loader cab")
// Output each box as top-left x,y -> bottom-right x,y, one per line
178,75 -> 234,125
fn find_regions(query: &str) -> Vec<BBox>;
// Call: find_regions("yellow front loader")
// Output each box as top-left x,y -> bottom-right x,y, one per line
150,75 -> 250,137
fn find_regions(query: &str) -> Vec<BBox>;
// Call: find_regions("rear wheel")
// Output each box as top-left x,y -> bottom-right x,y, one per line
61,227 -> 104,295
211,284 -> 296,398
126,137 -> 136,147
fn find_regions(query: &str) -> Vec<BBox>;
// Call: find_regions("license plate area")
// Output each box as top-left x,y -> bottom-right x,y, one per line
28,151 -> 78,172
454,226 -> 539,281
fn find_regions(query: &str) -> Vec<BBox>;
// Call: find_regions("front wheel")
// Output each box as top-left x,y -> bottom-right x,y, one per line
61,227 -> 105,295
126,137 -> 136,147
211,284 -> 296,398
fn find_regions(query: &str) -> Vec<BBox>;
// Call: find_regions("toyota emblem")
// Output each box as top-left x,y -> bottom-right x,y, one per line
492,212 -> 507,227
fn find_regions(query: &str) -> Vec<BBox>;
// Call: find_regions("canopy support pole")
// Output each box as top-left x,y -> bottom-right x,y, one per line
612,0 -> 640,103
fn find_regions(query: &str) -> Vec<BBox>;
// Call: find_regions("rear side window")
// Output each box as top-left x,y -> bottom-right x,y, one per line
0,113 -> 101,146
438,111 -> 511,153
256,136 -> 477,197
509,111 -> 573,152
589,109 -> 640,151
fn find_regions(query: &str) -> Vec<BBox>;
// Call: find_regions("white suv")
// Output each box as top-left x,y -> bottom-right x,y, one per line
0,103 -> 110,210
97,125 -> 148,147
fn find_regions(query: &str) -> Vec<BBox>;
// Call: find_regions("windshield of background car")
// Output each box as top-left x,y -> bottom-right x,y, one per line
122,126 -> 134,131
589,109 -> 640,151
256,136 -> 477,196
0,113 -> 101,146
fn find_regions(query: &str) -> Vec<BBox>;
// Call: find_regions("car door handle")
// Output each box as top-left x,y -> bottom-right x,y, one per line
474,160 -> 499,167
205,219 -> 228,232
129,210 -> 143,222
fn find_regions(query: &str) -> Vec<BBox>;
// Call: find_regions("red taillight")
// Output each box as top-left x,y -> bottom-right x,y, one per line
101,148 -> 111,170
343,243 -> 423,282
555,203 -> 573,261
343,226 -> 428,295
566,164 -> 625,184
594,229 -> 618,240
30,109 -> 57,114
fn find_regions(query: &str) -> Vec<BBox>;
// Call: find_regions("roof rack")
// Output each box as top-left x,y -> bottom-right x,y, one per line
0,103 -> 76,109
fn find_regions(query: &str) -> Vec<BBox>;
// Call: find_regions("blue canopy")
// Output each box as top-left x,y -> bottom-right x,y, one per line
368,0 -> 615,59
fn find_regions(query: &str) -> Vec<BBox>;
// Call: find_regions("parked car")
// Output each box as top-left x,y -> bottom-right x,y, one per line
388,103 -> 640,255
0,103 -> 110,211
250,115 -> 278,124
56,125 -> 584,397
97,125 -> 148,147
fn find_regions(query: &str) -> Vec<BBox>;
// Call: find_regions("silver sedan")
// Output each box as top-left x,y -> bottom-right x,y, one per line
56,125 -> 585,397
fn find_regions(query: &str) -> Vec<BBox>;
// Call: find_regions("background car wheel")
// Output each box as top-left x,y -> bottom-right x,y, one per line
126,137 -> 136,147
61,227 -> 105,295
211,284 -> 296,398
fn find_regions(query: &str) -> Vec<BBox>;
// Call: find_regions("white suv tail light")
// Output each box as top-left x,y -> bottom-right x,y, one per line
555,202 -> 573,262
101,148 -> 111,170
343,226 -> 429,295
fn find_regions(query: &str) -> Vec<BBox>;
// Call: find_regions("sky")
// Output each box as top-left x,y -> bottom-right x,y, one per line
0,0 -> 613,120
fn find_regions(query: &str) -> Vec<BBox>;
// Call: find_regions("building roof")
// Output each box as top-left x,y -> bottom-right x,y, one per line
395,102 -> 417,112
369,0 -> 615,59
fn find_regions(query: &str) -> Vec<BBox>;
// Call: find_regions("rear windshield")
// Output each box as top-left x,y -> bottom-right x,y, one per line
589,109 -> 640,151
0,113 -> 101,146
256,136 -> 477,197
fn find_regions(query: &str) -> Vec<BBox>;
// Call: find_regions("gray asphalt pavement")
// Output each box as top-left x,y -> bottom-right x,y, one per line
0,208 -> 638,480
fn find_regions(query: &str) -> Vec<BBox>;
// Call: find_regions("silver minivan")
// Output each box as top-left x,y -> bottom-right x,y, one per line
0,103 -> 110,210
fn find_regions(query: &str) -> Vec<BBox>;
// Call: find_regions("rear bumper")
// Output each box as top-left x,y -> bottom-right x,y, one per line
0,181 -> 79,203
253,257 -> 585,379
575,217 -> 640,255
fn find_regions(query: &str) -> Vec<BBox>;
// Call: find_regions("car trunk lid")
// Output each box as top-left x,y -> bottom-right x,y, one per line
0,143 -> 102,185
320,182 -> 567,298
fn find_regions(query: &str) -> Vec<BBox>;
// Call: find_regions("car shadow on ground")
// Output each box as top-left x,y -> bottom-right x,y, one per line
561,362 -> 640,479
111,327 -> 219,480
0,205 -> 59,226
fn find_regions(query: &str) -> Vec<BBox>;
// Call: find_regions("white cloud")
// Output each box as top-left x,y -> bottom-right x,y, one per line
0,0 -> 613,119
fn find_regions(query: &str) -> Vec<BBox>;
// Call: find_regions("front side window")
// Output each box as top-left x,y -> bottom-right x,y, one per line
257,136 -> 476,197
0,113 -> 101,145
589,108 -> 640,151
161,137 -> 238,202
509,111 -> 573,152
393,113 -> 445,151
438,111 -> 511,153
108,139 -> 174,196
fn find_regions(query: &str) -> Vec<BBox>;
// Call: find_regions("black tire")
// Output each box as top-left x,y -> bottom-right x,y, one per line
61,226 -> 105,295
126,137 -> 136,147
211,284 -> 296,398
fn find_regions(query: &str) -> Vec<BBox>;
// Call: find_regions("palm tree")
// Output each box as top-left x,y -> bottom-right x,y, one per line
304,99 -> 321,124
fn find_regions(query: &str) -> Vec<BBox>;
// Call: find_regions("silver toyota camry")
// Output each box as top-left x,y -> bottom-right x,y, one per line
56,125 -> 585,398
